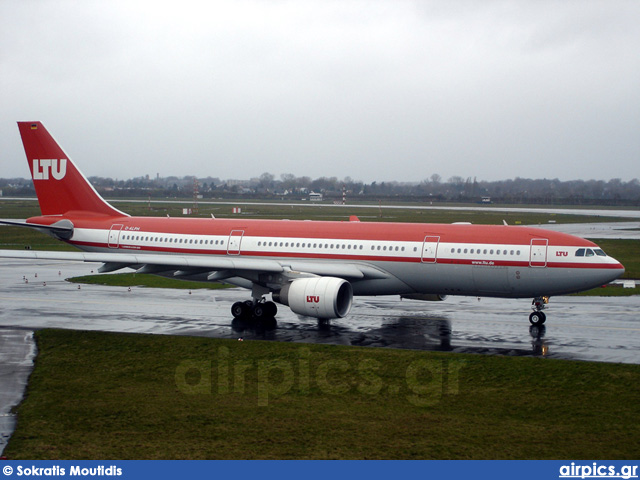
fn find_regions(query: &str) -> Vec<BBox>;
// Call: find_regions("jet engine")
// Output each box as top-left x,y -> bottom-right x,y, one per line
274,277 -> 353,319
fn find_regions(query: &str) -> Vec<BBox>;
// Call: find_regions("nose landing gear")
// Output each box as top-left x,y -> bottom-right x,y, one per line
529,296 -> 549,325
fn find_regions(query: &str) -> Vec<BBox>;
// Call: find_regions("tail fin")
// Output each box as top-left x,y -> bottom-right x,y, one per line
17,122 -> 128,218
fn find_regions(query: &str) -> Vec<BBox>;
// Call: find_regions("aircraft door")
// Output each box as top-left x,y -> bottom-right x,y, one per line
421,236 -> 440,263
227,230 -> 244,255
529,238 -> 548,267
108,224 -> 123,248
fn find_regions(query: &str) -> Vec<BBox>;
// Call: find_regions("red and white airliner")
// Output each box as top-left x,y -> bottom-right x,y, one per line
0,122 -> 625,325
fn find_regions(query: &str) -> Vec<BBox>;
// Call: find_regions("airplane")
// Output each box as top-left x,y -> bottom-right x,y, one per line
0,122 -> 625,326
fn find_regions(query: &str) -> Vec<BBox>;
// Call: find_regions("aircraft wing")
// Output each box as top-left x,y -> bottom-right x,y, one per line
0,249 -> 389,280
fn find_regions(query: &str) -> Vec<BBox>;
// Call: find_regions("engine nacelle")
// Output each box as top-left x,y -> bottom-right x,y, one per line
400,293 -> 448,302
274,277 -> 353,319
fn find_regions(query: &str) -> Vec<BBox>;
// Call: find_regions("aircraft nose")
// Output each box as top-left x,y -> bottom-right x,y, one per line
606,257 -> 625,282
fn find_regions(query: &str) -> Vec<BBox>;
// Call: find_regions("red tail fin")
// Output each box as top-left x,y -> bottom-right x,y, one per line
17,122 -> 127,218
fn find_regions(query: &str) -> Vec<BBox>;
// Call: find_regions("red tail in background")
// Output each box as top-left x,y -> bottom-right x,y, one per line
17,122 -> 127,218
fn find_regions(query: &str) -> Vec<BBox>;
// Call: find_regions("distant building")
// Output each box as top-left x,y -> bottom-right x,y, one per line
309,192 -> 323,202
481,196 -> 491,204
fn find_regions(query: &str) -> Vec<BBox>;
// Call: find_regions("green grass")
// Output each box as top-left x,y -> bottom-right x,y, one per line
66,273 -> 234,290
1,197 -> 632,224
6,330 -> 640,460
572,284 -> 638,296
587,239 -> 640,279
0,226 -> 77,251
101,201 -> 631,224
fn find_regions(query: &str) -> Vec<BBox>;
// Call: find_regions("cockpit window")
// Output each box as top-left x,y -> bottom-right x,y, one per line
585,249 -> 595,257
594,249 -> 607,257
576,248 -> 585,257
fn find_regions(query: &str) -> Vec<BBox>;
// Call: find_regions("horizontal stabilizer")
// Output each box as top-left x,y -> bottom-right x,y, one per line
0,219 -> 74,239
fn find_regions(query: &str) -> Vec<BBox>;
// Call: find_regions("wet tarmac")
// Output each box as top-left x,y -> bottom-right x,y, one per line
0,259 -> 638,364
0,329 -> 35,455
1,259 -> 639,453
537,221 -> 640,240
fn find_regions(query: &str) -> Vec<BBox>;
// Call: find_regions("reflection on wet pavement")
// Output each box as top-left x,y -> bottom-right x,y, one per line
1,259 -> 638,364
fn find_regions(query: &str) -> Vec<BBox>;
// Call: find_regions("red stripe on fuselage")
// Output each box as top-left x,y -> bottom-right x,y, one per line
32,215 -> 600,247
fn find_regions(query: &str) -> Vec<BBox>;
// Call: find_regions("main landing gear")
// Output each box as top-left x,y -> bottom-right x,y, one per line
529,296 -> 549,326
231,299 -> 278,320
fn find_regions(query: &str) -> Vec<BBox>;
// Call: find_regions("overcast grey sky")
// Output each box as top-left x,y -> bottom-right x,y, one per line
1,0 -> 638,183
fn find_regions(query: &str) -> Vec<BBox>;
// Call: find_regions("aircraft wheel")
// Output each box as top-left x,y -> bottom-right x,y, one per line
253,301 -> 278,319
265,301 -> 278,317
231,301 -> 250,319
252,303 -> 267,319
529,311 -> 546,326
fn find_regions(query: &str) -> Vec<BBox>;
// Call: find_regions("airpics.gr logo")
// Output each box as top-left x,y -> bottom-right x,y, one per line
32,159 -> 67,180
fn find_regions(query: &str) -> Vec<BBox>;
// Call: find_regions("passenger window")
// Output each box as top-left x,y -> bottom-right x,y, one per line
576,248 -> 585,257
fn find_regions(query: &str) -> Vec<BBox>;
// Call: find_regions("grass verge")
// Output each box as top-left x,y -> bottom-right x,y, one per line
587,239 -> 640,279
571,284 -> 638,296
6,330 -> 640,460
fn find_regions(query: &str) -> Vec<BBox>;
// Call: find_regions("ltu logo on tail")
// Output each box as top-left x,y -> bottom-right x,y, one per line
32,159 -> 67,180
